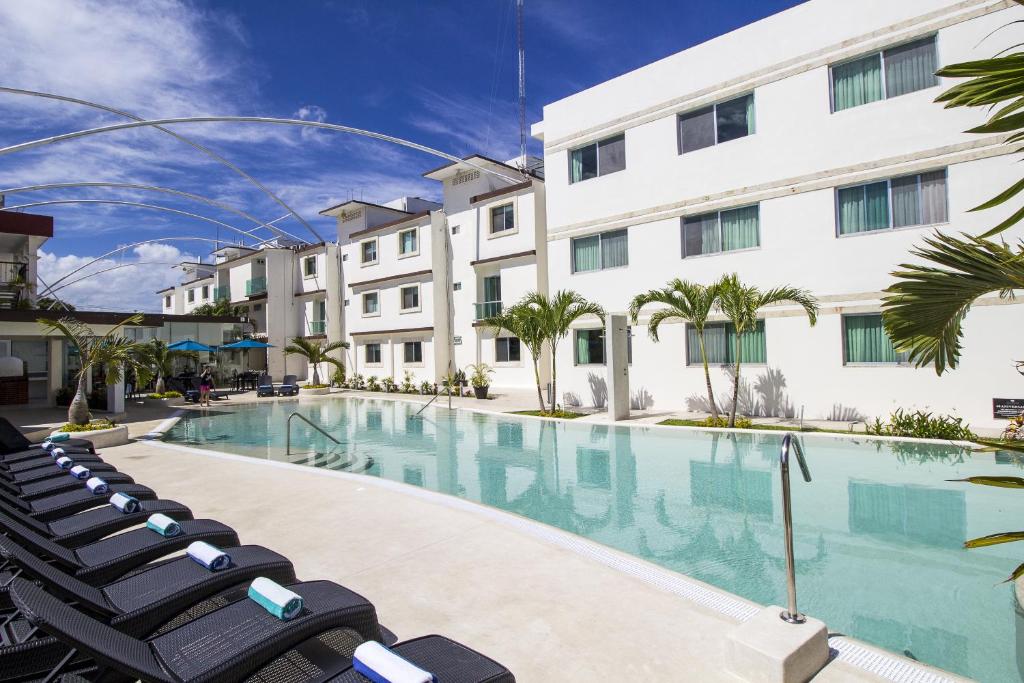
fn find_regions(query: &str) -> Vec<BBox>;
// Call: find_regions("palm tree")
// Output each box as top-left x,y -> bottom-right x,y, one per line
148,338 -> 191,394
629,278 -> 721,420
524,290 -> 605,411
283,337 -> 349,385
483,301 -> 549,412
716,274 -> 818,428
38,314 -> 154,425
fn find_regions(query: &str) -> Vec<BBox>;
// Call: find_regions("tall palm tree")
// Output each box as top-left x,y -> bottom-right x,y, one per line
629,278 -> 721,419
283,337 -> 349,385
38,314 -> 154,425
483,301 -> 549,411
524,290 -> 605,411
716,274 -> 818,428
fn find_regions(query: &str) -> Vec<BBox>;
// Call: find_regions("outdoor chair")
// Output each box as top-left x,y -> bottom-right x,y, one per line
0,483 -> 157,523
0,499 -> 192,549
278,374 -> 300,396
257,374 -> 275,397
0,467 -> 128,501
0,417 -> 95,458
324,635 -> 515,683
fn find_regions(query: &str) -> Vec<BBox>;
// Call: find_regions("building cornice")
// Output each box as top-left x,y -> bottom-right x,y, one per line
349,211 -> 431,240
294,288 -> 326,298
347,268 -> 432,289
469,250 -> 537,267
470,180 -> 534,205
349,326 -> 433,337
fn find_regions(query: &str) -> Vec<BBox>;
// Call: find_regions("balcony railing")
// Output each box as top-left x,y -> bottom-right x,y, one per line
308,320 -> 326,335
245,276 -> 267,296
473,301 -> 503,320
213,285 -> 231,301
0,261 -> 28,286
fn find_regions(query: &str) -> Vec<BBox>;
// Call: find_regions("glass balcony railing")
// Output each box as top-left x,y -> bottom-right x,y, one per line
245,276 -> 267,296
213,285 -> 231,301
308,320 -> 326,335
473,301 -> 502,320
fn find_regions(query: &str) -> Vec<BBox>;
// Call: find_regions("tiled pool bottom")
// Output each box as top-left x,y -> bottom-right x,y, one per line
167,398 -> 1024,682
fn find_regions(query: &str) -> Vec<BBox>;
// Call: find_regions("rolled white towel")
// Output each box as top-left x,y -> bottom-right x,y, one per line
55,456 -> 74,469
85,477 -> 108,495
50,447 -> 66,459
187,541 -> 231,571
41,440 -> 55,451
353,641 -> 435,683
109,492 -> 140,514
248,577 -> 303,620
69,465 -> 91,480
145,513 -> 181,537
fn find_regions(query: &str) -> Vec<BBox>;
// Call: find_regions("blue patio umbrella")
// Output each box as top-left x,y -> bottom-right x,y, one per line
167,339 -> 216,352
220,338 -> 274,376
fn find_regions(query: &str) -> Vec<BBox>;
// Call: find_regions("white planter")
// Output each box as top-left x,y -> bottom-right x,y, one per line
141,397 -> 185,408
54,424 -> 130,449
300,387 -> 331,396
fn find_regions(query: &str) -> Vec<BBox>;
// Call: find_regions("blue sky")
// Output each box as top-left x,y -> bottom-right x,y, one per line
0,0 -> 802,311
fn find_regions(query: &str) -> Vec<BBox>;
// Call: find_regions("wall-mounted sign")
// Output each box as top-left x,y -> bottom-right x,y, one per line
453,336 -> 463,345
993,398 -> 1024,419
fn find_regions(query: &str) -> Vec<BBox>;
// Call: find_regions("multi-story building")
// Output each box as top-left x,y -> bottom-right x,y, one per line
531,0 -> 1024,428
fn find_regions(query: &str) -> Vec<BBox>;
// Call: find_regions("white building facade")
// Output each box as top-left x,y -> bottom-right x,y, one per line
531,0 -> 1024,429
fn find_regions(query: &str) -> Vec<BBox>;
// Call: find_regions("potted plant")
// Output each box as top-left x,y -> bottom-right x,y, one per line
467,362 -> 494,400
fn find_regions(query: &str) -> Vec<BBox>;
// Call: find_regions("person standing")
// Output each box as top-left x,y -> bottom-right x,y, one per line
199,366 -> 214,407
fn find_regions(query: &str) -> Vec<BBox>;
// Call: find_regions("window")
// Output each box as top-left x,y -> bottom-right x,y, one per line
365,343 -> 381,364
303,256 -> 317,277
316,299 -> 326,321
254,303 -> 262,311
831,36 -> 937,112
164,295 -> 171,308
843,314 -> 909,364
678,93 -> 755,153
404,341 -> 423,364
361,239 -> 377,264
398,228 -> 418,256
187,289 -> 195,303
569,134 -> 625,183
342,253 -> 348,261
496,337 -> 521,363
836,169 -> 947,235
483,275 -> 501,303
451,225 -> 460,235
400,285 -> 420,311
490,204 -> 515,234
682,205 -> 759,257
201,285 -> 209,299
453,282 -> 462,291
686,321 -> 766,365
574,329 -> 605,365
362,292 -> 379,316
571,229 -> 628,273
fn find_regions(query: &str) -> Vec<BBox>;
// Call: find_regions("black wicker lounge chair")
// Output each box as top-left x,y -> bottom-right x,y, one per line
0,460 -> 117,491
324,635 -> 515,683
0,417 -> 96,456
257,374 -> 275,397
0,519 -> 239,587
278,374 -> 300,396
0,499 -> 192,549
10,577 -> 384,683
0,483 -> 156,523
0,471 -> 134,505
1,451 -> 106,477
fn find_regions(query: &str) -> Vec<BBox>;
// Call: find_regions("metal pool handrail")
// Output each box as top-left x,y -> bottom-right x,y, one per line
779,432 -> 812,624
286,412 -> 342,456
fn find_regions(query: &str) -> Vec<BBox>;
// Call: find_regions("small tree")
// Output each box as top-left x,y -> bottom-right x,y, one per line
630,278 -> 721,419
283,337 -> 348,385
38,314 -> 154,425
148,339 -> 192,394
716,274 -> 818,427
483,301 -> 549,411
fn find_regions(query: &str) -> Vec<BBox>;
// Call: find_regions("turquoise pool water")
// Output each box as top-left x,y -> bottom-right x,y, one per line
166,397 -> 1024,682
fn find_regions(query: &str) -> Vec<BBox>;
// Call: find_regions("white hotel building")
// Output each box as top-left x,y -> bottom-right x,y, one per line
156,0 -> 1022,429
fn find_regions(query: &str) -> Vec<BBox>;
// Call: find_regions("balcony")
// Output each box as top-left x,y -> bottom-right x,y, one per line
473,301 -> 503,320
307,320 -> 326,336
0,261 -> 27,286
213,285 -> 231,301
245,276 -> 267,296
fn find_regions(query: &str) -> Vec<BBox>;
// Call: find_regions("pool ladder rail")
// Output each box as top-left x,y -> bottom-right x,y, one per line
779,433 -> 812,625
286,411 -> 342,456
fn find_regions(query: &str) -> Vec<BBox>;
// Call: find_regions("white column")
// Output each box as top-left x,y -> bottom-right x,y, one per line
106,380 -> 125,415
606,314 -> 630,420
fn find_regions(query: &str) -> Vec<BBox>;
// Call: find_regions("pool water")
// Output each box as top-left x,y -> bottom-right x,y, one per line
167,397 -> 1024,682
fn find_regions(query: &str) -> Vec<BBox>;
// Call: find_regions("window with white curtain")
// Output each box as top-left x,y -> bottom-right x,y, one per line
678,93 -> 755,153
571,229 -> 628,273
361,239 -> 377,265
362,291 -> 379,316
836,169 -> 948,235
831,36 -> 938,112
490,203 -> 515,233
569,134 -> 626,183
682,205 -> 760,258
398,228 -> 418,256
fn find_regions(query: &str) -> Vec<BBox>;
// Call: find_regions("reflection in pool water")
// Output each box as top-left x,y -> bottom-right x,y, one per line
167,398 -> 1024,682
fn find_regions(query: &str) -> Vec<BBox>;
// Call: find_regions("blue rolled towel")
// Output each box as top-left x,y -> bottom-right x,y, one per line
248,577 -> 303,621
55,456 -> 74,469
187,541 -> 231,571
353,641 -> 436,683
50,447 -> 66,459
47,432 -> 70,443
109,492 -> 140,514
86,477 -> 108,495
146,513 -> 180,537
69,465 -> 91,480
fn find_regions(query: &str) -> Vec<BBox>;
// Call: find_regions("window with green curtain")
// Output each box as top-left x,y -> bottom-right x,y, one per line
569,141 -> 599,183
720,205 -> 760,251
716,94 -> 755,144
687,322 -> 765,365
844,314 -> 909,363
600,229 -> 628,268
837,181 -> 889,235
832,53 -> 883,112
884,37 -> 938,98
572,234 -> 600,273
483,275 -> 501,302
575,329 -> 605,365
682,205 -> 758,257
682,213 -> 720,257
399,229 -> 417,254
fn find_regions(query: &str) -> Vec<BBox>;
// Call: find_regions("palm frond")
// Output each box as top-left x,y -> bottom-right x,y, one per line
757,287 -> 819,326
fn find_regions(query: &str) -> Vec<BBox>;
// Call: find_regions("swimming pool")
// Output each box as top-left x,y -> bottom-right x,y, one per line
166,397 -> 1024,682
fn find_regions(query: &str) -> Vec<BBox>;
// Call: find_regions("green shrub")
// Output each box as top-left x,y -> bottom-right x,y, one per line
382,377 -> 397,392
699,415 -> 753,429
302,384 -> 329,390
59,419 -> 116,433
331,366 -> 346,387
401,371 -> 416,394
366,376 -> 380,392
146,391 -> 182,399
350,374 -> 365,390
866,409 -> 976,441
420,380 -> 436,395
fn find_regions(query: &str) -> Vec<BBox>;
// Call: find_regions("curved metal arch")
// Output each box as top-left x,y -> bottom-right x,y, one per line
2,199 -> 268,246
0,87 -> 318,243
0,115 -> 525,184
50,261 -> 183,294
0,182 -> 305,244
36,236 -> 234,298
